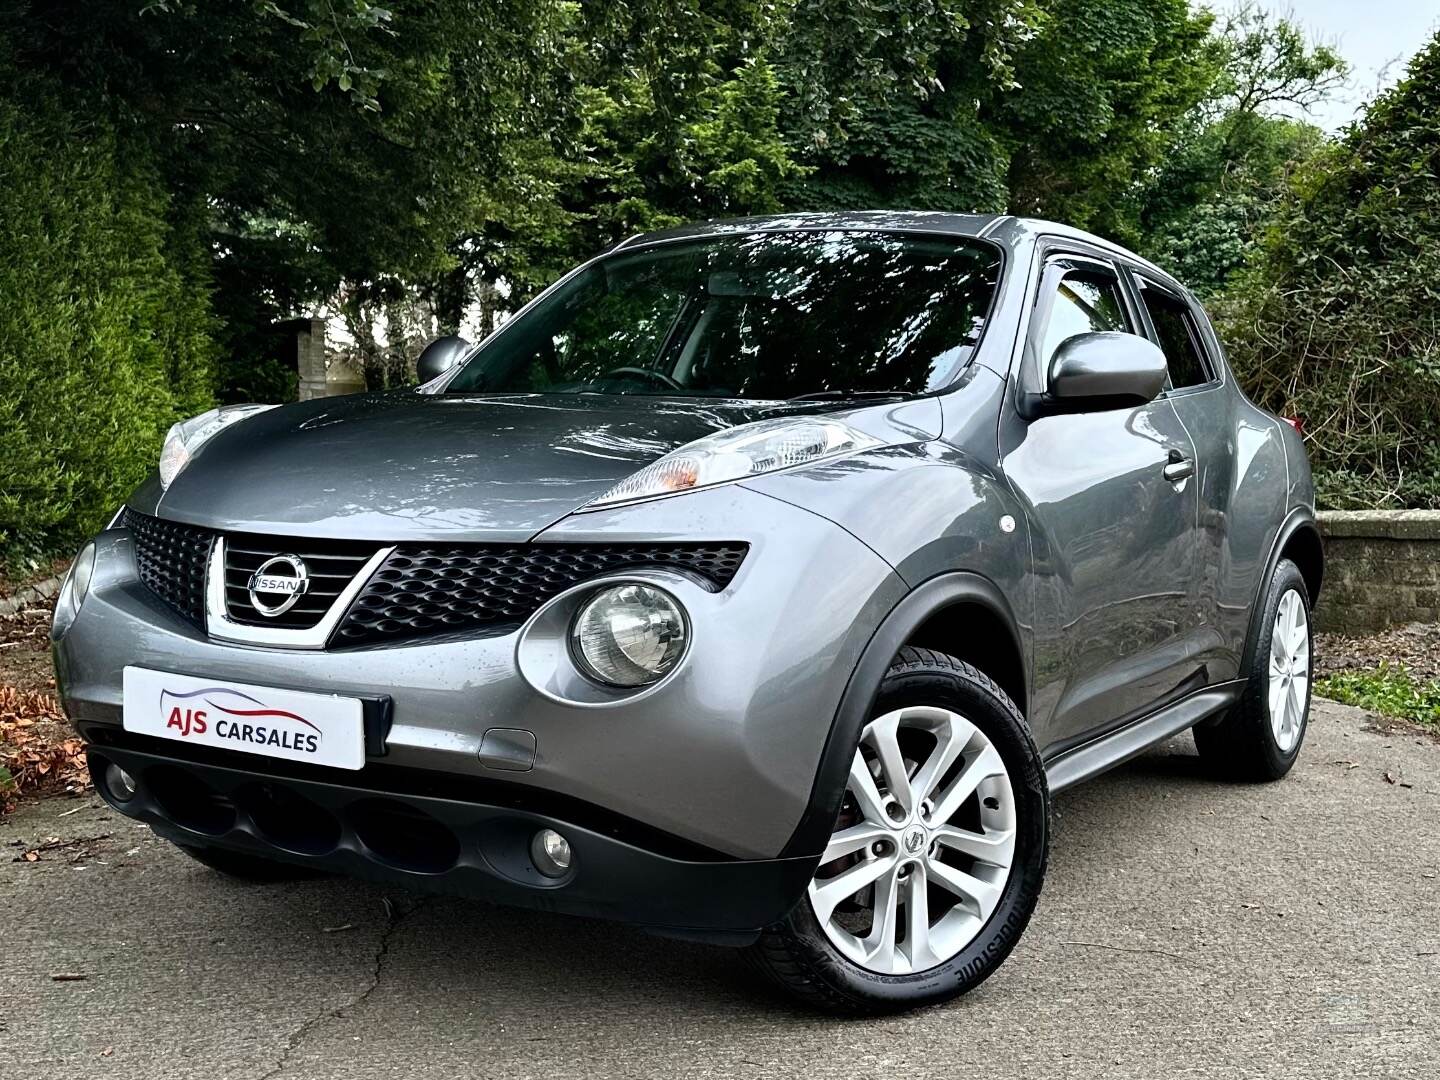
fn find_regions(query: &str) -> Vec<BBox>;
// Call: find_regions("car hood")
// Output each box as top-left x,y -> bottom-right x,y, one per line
150,392 -> 840,542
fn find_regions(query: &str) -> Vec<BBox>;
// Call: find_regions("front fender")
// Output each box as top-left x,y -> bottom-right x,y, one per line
775,571 -> 1026,859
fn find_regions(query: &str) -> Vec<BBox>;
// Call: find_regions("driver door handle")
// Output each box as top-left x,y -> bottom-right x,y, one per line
1163,448 -> 1195,483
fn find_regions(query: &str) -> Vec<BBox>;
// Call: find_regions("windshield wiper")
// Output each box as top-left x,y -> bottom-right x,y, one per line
788,390 -> 911,402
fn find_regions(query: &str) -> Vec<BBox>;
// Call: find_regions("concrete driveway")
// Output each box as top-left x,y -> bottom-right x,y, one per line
3,697 -> 1437,1079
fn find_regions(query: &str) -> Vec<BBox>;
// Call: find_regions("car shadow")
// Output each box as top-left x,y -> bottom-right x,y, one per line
177,733 -> 1241,1020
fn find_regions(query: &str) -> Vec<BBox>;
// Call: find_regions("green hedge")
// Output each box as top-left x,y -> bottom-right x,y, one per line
0,99 -> 217,570
1216,36 -> 1440,510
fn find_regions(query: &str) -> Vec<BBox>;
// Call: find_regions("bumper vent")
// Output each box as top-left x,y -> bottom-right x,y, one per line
334,542 -> 748,646
119,509 -> 746,647
123,508 -> 212,628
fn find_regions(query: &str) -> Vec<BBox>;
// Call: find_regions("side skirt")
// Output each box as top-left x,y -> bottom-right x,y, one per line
1044,680 -> 1245,794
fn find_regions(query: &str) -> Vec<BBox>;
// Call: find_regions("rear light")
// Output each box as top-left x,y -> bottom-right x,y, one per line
1281,416 -> 1304,434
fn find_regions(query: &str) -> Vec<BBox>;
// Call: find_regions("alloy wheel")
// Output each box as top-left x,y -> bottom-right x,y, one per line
808,705 -> 1016,975
1268,588 -> 1311,753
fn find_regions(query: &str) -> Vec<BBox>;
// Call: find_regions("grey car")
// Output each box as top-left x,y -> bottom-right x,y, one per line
52,212 -> 1322,1014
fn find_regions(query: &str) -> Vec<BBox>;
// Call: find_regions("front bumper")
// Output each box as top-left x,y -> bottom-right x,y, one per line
86,735 -> 816,938
54,485 -> 906,860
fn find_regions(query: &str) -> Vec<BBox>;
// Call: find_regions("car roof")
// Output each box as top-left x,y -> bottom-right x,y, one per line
617,210 -> 1006,246
618,211 -> 1181,292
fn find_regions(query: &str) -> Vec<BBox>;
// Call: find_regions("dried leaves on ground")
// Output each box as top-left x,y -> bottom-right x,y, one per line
1316,622 -> 1440,683
0,599 -> 59,695
0,685 -> 88,814
0,590 -> 86,815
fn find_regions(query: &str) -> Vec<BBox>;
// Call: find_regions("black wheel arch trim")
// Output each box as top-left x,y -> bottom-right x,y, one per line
779,571 -> 1027,859
1244,507 -> 1323,663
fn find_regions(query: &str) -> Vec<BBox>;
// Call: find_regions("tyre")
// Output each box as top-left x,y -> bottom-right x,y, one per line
175,843 -> 324,882
747,647 -> 1048,1015
1194,557 -> 1312,781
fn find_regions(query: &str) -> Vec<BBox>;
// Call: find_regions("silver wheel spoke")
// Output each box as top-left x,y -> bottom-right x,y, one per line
1270,622 -> 1288,669
811,852 -> 896,924
821,821 -> 891,864
862,865 -> 901,967
1292,635 -> 1311,672
808,705 -> 1017,976
864,712 -> 914,814
847,750 -> 889,825
909,712 -> 975,806
928,858 -> 1002,919
933,824 -> 1015,866
1269,675 -> 1288,729
902,865 -> 935,970
930,744 -> 1005,826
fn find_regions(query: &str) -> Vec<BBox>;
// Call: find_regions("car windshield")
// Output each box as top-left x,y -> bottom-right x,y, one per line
442,230 -> 1002,400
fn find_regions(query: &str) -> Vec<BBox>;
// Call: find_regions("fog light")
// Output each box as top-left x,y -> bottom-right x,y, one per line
104,762 -> 138,802
570,583 -> 688,688
530,828 -> 572,877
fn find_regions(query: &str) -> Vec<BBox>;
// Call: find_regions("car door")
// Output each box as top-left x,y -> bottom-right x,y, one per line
1000,250 -> 1205,750
1129,271 -> 1235,680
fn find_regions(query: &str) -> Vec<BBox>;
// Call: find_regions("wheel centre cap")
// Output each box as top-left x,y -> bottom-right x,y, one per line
902,825 -> 927,857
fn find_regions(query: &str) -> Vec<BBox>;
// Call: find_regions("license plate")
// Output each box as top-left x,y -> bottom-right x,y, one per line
122,667 -> 365,770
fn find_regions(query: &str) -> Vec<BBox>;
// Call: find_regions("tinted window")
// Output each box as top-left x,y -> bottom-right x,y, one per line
1141,285 -> 1211,389
444,231 -> 1003,399
1041,270 -> 1129,366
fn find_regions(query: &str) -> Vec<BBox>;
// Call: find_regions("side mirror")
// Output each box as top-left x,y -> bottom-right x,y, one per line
415,335 -> 472,384
1042,331 -> 1167,413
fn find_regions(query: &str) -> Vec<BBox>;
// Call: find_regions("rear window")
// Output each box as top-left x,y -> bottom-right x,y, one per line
1140,284 -> 1212,390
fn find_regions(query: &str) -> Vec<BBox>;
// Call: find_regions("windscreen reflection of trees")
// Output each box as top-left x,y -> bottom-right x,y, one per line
447,233 -> 1001,399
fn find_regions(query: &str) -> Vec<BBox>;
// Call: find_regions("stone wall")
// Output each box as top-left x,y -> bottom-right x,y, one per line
294,317 -> 366,400
1314,511 -> 1440,633
295,317 -> 328,401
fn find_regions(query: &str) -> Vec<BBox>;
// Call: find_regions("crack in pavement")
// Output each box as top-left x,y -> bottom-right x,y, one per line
257,895 -> 425,1080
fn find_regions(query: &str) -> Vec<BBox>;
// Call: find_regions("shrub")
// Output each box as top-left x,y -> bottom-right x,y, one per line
1316,666 -> 1440,731
0,98 -> 217,571
1215,35 -> 1440,509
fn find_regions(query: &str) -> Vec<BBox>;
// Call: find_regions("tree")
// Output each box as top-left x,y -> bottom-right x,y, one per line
1136,5 -> 1345,293
994,0 -> 1220,241
1215,33 -> 1440,509
1213,2 -> 1346,120
768,0 -> 1026,212
1,0 -> 579,384
1143,114 -> 1323,295
0,93 -> 215,562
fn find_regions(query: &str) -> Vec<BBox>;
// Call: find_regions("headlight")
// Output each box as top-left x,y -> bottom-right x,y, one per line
585,417 -> 882,510
570,584 -> 688,688
159,404 -> 278,489
68,542 -> 96,615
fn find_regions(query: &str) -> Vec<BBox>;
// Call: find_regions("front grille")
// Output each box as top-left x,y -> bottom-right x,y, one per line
119,509 -> 747,647
123,508 -> 213,628
333,542 -> 749,646
222,535 -> 380,630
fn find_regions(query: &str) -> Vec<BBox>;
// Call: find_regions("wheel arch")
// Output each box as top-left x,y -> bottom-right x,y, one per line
1244,507 -> 1324,663
779,572 -> 1028,859
1281,519 -> 1324,606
